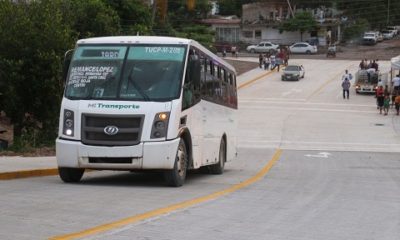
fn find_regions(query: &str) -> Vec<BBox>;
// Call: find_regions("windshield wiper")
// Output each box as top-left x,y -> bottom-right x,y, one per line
128,67 -> 150,101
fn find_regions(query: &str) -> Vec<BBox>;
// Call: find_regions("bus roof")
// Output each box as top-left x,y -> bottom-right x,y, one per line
76,36 -> 236,74
77,36 -> 192,45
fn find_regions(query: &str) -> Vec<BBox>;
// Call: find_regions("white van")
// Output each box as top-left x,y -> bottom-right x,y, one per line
362,32 -> 378,45
386,26 -> 399,36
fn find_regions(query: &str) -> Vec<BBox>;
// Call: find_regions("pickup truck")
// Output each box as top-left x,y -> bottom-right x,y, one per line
362,32 -> 377,45
354,69 -> 379,93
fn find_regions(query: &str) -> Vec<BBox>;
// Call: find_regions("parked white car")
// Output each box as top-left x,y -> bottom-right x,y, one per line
386,26 -> 398,36
382,30 -> 395,40
362,31 -> 378,45
246,41 -> 279,53
289,42 -> 317,54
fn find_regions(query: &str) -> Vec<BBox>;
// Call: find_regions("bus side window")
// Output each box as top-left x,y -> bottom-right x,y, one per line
201,59 -> 209,97
221,69 -> 229,104
183,49 -> 201,110
213,64 -> 222,101
228,73 -> 237,108
205,59 -> 214,99
198,55 -> 207,98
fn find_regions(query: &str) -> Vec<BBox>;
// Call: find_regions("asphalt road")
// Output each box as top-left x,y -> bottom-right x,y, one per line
1,59 -> 400,240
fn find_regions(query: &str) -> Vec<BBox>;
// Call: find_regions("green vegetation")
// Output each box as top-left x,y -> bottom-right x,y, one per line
279,12 -> 317,41
0,0 -> 215,150
342,18 -> 370,42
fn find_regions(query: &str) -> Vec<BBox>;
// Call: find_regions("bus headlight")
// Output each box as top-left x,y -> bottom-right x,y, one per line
151,112 -> 170,139
63,109 -> 74,136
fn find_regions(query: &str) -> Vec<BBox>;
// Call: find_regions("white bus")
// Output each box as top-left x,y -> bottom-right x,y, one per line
56,36 -> 238,187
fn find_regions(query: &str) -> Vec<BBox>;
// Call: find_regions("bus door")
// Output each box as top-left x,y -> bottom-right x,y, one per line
182,52 -> 203,168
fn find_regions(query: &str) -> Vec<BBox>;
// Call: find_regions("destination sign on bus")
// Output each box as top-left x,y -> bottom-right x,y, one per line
82,49 -> 120,58
74,46 -> 127,60
129,46 -> 185,61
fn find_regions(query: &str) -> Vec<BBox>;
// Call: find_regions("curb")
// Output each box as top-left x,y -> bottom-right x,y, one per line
0,168 -> 58,180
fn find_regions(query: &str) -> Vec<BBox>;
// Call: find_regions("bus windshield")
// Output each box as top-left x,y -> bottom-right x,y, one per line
65,45 -> 186,101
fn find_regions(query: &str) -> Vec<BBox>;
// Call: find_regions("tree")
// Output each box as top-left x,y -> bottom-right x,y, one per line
0,0 -> 75,147
342,18 -> 369,42
166,0 -> 214,49
148,0 -> 214,48
104,0 -> 152,35
337,0 -> 400,29
61,0 -> 121,39
279,11 -> 317,41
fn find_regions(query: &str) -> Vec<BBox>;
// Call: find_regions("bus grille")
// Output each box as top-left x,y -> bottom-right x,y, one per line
81,114 -> 144,146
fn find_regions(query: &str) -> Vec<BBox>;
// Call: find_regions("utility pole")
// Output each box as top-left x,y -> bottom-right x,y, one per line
151,0 -> 157,26
387,0 -> 390,25
287,0 -> 294,18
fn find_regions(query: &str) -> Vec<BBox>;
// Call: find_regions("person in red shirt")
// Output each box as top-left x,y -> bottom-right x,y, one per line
376,85 -> 385,114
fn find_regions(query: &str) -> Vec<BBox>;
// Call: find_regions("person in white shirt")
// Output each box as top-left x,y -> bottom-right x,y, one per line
392,75 -> 400,91
342,69 -> 352,81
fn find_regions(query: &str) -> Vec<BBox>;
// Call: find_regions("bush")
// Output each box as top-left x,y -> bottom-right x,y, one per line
343,18 -> 370,43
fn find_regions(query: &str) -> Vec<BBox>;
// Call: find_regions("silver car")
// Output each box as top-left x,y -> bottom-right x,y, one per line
246,41 -> 279,53
282,65 -> 305,81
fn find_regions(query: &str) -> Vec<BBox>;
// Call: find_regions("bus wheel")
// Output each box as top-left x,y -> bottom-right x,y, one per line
209,138 -> 226,174
58,167 -> 84,183
165,138 -> 187,187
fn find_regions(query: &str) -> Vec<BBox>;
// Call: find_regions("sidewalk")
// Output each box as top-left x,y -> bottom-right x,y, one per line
0,156 -> 58,180
0,59 -> 272,180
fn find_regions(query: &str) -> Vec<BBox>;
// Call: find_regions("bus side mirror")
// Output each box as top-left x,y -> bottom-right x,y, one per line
63,49 -> 74,83
188,56 -> 201,88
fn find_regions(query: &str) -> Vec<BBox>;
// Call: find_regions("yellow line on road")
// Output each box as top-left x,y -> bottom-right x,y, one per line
238,70 -> 274,89
0,168 -> 58,180
49,149 -> 282,240
306,63 -> 356,100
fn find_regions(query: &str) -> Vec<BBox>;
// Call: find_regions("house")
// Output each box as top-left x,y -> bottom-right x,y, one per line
241,1 -> 342,46
200,16 -> 241,43
241,1 -> 298,45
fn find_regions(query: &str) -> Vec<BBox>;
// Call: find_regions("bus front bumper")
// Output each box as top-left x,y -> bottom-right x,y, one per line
56,138 -> 180,170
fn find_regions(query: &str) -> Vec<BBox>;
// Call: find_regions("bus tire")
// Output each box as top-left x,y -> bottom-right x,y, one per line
209,138 -> 226,174
164,138 -> 187,187
58,167 -> 84,183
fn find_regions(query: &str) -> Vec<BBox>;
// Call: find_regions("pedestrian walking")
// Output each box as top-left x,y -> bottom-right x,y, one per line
258,53 -> 263,68
270,54 -> 276,71
284,47 -> 290,66
383,95 -> 390,115
391,90 -> 397,108
376,85 -> 385,114
395,93 -> 400,115
342,77 -> 351,99
372,60 -> 378,71
231,45 -> 238,57
263,53 -> 270,70
342,69 -> 352,82
359,59 -> 365,69
392,74 -> 400,91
